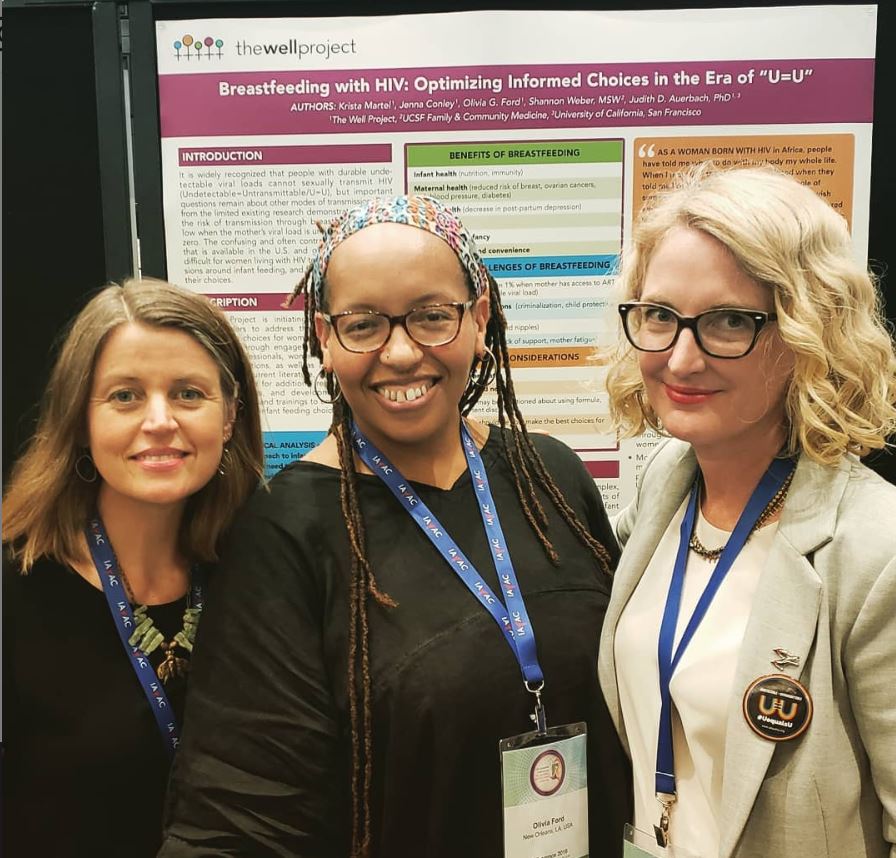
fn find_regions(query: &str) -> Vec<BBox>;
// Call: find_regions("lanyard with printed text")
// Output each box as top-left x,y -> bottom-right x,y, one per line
86,517 -> 204,758
652,457 -> 795,845
352,422 -> 548,726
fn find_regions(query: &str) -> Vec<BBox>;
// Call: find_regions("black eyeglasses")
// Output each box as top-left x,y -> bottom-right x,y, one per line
322,301 -> 474,354
618,302 -> 778,359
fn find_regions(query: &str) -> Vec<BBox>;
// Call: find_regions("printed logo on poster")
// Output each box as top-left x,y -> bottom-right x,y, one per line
173,34 -> 224,60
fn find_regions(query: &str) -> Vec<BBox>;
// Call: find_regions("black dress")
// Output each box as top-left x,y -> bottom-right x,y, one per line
3,555 -> 189,858
160,427 -> 631,857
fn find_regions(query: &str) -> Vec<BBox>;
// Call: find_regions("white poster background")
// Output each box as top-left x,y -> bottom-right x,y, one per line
156,6 -> 876,506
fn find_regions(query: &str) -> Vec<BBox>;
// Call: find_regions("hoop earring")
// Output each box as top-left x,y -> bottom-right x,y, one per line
218,445 -> 231,476
469,346 -> 496,390
635,389 -> 668,436
75,453 -> 98,483
313,367 -> 342,404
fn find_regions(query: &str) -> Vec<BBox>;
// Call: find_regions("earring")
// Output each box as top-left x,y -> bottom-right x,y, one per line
313,367 -> 342,404
468,346 -> 496,390
635,389 -> 668,436
75,453 -> 98,483
218,445 -> 231,476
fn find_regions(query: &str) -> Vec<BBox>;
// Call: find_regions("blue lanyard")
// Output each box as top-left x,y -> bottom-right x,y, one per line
351,422 -> 545,693
655,457 -> 795,800
85,518 -> 204,758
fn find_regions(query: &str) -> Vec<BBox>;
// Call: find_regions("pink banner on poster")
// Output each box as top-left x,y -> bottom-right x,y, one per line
204,293 -> 303,310
159,59 -> 874,138
178,143 -> 391,167
583,460 -> 620,479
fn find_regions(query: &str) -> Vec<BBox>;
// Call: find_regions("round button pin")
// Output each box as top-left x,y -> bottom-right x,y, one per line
742,673 -> 813,741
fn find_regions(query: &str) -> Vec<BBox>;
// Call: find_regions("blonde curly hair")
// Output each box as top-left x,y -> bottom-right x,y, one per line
606,162 -> 896,465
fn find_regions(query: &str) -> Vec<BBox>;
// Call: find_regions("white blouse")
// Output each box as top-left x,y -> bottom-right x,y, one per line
614,496 -> 778,857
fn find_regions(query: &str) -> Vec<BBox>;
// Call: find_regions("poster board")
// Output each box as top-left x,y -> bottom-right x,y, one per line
154,6 -> 877,510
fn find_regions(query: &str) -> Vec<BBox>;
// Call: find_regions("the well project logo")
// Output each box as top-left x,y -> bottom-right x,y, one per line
173,34 -> 224,60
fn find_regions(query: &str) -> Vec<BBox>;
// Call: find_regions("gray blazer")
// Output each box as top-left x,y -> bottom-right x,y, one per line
598,439 -> 896,858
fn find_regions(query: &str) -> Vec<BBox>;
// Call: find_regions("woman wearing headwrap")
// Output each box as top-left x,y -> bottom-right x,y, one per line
159,195 -> 630,857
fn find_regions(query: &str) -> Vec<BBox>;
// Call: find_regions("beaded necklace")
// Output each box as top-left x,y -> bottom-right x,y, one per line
688,469 -> 794,563
118,568 -> 200,684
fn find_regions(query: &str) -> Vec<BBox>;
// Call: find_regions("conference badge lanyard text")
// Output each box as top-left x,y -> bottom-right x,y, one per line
624,457 -> 797,857
352,422 -> 589,858
86,517 -> 204,758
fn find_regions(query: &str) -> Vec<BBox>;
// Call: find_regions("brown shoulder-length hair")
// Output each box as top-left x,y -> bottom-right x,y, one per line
2,278 -> 265,571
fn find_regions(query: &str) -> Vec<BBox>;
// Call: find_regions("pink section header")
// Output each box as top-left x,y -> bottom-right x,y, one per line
159,59 -> 874,137
204,292 -> 303,311
583,460 -> 620,479
178,143 -> 390,166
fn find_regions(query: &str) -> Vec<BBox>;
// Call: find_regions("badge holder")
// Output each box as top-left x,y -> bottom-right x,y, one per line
622,824 -> 701,858
355,425 -> 589,854
500,686 -> 589,858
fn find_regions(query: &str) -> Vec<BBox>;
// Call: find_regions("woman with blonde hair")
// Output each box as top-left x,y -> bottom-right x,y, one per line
3,279 -> 265,858
599,163 -> 896,858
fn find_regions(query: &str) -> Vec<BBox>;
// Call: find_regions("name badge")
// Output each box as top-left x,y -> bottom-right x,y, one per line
501,722 -> 588,858
742,673 -> 813,741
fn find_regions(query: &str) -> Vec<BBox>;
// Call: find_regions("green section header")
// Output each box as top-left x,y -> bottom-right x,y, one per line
406,140 -> 623,167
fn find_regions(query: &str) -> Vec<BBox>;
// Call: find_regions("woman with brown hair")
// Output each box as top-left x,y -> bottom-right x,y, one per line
3,278 -> 265,858
159,195 -> 630,857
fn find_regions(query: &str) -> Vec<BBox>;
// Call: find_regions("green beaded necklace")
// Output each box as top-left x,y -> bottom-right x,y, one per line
120,569 -> 201,684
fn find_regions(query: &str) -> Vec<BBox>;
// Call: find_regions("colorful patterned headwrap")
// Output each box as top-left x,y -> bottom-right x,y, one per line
308,195 -> 490,305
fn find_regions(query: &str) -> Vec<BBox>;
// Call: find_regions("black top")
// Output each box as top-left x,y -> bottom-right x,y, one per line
160,427 -> 630,857
3,554 -> 189,858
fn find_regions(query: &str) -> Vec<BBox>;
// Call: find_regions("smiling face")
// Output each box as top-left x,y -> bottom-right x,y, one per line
637,226 -> 794,460
87,322 -> 235,514
316,223 -> 488,458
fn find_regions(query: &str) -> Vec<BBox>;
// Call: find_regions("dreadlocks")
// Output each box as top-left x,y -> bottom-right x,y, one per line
289,243 -> 614,857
